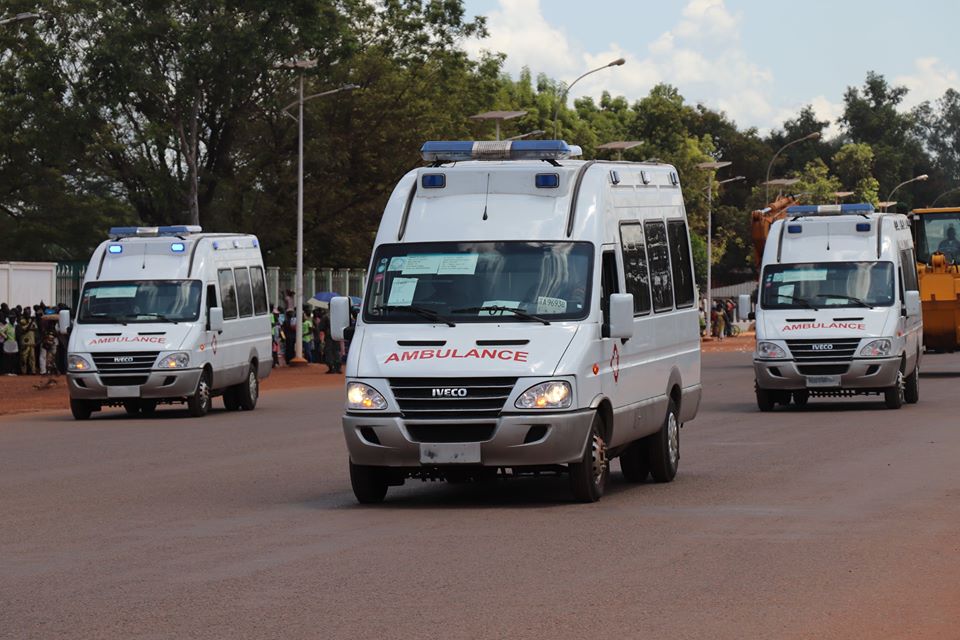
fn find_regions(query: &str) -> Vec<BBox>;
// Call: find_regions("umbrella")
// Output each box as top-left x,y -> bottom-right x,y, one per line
311,291 -> 341,303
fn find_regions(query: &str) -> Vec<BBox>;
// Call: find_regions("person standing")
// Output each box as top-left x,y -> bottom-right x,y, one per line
318,312 -> 341,374
301,310 -> 314,363
1,314 -> 18,375
19,310 -> 38,375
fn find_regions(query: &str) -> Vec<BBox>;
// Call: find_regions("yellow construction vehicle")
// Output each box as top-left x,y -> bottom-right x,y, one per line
911,207 -> 960,351
750,195 -> 799,267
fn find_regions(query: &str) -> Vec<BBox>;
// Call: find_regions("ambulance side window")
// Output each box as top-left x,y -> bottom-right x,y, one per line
217,269 -> 238,320
250,266 -> 268,315
644,221 -> 675,312
668,220 -> 695,308
234,268 -> 254,318
600,250 -> 620,338
619,222 -> 651,315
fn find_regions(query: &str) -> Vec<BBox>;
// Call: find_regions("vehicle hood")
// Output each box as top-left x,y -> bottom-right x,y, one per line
353,322 -> 580,378
758,307 -> 896,341
70,323 -> 198,353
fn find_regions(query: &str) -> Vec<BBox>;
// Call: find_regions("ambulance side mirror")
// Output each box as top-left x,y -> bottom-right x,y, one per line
209,307 -> 224,333
607,294 -> 634,340
738,294 -> 751,322
58,310 -> 70,334
904,290 -> 921,318
330,296 -> 351,341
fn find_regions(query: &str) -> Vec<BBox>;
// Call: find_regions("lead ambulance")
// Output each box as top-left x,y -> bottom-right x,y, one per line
62,226 -> 272,420
751,204 -> 923,411
328,140 -> 702,503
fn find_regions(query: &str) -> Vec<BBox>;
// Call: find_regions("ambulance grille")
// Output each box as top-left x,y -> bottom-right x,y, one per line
92,352 -> 160,374
390,377 -> 517,419
786,339 -> 860,363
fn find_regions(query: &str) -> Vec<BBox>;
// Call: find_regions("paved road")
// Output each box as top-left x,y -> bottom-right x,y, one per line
2,352 -> 959,639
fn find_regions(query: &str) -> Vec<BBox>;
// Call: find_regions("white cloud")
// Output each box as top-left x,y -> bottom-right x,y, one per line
895,57 -> 960,108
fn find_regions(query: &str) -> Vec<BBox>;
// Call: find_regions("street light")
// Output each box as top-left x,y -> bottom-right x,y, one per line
278,57 -> 358,364
884,174 -> 929,212
697,160 -> 733,340
0,12 -> 40,26
931,186 -> 960,207
552,57 -> 625,139
505,129 -> 544,141
764,132 -> 821,203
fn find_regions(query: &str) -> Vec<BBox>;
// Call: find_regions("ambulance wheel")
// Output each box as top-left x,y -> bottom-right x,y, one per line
70,399 -> 94,421
222,387 -> 241,411
904,362 -> 920,404
645,398 -> 680,483
187,369 -> 212,417
237,363 -> 259,411
569,413 -> 609,502
884,370 -> 905,410
619,441 -> 650,483
350,460 -> 388,504
792,390 -> 809,406
123,400 -> 140,415
776,391 -> 792,406
140,400 -> 157,415
755,383 -> 775,412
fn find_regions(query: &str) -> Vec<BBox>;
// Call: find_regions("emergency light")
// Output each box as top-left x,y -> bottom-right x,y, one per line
786,204 -> 874,216
420,140 -> 583,162
109,225 -> 203,238
108,244 -> 123,254
170,242 -> 185,252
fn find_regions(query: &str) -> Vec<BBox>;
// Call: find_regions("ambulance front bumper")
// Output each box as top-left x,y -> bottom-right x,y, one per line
342,409 -> 595,468
67,369 -> 202,401
753,357 -> 901,391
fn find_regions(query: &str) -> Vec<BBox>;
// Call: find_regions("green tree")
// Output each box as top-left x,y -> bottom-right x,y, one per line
832,143 -> 879,204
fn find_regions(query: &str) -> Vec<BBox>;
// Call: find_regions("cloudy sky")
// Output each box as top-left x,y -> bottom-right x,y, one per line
460,0 -> 960,135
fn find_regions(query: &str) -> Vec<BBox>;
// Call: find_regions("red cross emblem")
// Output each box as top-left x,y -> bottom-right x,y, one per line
610,343 -> 620,383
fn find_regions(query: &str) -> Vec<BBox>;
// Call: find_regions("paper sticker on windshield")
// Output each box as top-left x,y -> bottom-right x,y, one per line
783,269 -> 827,282
402,255 -> 442,274
479,300 -> 521,316
536,296 -> 567,314
92,285 -> 137,298
387,278 -> 418,306
387,256 -> 407,272
437,254 -> 479,275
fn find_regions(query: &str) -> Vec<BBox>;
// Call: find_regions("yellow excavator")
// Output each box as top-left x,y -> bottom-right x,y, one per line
750,195 -> 799,268
911,207 -> 960,351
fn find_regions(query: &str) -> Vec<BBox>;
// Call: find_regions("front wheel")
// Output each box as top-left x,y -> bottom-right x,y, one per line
70,399 -> 95,421
187,370 -> 212,417
569,414 -> 608,502
884,369 -> 905,410
756,383 -> 775,412
904,362 -> 920,404
350,460 -> 389,504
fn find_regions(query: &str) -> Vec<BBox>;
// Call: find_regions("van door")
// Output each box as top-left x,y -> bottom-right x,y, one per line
216,268 -> 242,385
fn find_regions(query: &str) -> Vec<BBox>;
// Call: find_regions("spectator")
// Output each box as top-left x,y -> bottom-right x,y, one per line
724,299 -> 735,337
270,308 -> 281,367
19,309 -> 38,375
302,310 -> 314,363
282,309 -> 296,364
712,301 -> 726,341
1,314 -> 18,375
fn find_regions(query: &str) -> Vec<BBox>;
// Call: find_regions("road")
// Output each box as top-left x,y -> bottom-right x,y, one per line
2,352 -> 959,639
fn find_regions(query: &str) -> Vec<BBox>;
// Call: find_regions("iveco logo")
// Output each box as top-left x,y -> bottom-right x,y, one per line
113,356 -> 135,363
812,344 -> 834,351
432,388 -> 467,397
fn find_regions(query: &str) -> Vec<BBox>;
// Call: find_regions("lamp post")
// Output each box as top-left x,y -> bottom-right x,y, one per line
764,132 -> 821,203
505,129 -> 544,141
697,161 -> 733,340
0,12 -> 40,26
278,57 -> 358,364
931,186 -> 960,207
884,174 -> 929,212
552,57 -> 625,139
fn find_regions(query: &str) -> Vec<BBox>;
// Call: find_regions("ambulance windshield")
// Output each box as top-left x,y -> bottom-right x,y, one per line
760,262 -> 894,309
364,241 -> 594,323
77,280 -> 203,324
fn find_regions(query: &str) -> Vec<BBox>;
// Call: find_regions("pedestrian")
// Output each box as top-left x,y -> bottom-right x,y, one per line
41,327 -> 59,376
284,289 -> 295,313
302,310 -> 314,363
18,310 -> 38,375
724,299 -> 735,337
282,309 -> 296,364
270,308 -> 281,367
319,312 -> 341,374
712,301 -> 726,341
1,314 -> 18,375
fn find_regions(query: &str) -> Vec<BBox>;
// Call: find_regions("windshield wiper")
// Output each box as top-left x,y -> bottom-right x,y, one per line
372,305 -> 455,327
84,312 -> 125,325
813,294 -> 874,309
451,305 -> 551,325
124,312 -> 178,323
774,294 -> 819,311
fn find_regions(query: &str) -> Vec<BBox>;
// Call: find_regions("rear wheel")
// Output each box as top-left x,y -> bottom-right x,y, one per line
756,383 -> 775,412
569,414 -> 608,502
123,400 -> 140,415
619,441 -> 650,483
884,369 -> 905,410
349,460 -> 389,504
222,387 -> 240,411
70,399 -> 94,421
237,364 -> 259,411
645,398 -> 680,483
139,400 -> 157,415
187,369 -> 212,417
792,390 -> 810,406
904,362 -> 920,404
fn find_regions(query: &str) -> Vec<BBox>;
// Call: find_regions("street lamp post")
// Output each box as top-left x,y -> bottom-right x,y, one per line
278,57 -> 358,364
505,129 -> 544,141
884,174 -> 929,211
931,186 -> 960,207
697,161 -> 733,340
764,132 -> 821,203
0,12 -> 40,26
552,58 -> 625,139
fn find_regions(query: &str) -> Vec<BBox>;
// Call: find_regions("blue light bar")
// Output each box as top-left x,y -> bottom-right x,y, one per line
109,225 -> 202,238
171,242 -> 185,252
158,225 -> 202,235
421,173 -> 446,188
108,244 -> 123,254
787,224 -> 802,234
856,223 -> 871,232
420,140 -> 582,162
786,203 -> 875,215
535,173 -> 560,188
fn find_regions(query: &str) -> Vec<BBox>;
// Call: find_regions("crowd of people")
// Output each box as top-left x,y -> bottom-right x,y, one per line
0,302 -> 68,376
271,289 -> 350,373
698,298 -> 741,340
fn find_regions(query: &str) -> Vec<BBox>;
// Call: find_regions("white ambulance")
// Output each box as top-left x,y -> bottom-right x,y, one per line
62,226 -> 272,420
750,204 -> 922,411
328,140 -> 702,503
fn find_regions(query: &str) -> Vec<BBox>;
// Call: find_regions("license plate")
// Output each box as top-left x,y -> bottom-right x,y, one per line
107,385 -> 141,398
806,375 -> 841,388
419,442 -> 481,465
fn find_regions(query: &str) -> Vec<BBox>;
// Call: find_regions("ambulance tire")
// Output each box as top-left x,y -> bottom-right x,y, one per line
569,413 -> 609,502
123,400 -> 140,415
619,441 -> 650,483
70,399 -> 95,421
884,369 -> 905,410
755,383 -> 775,412
904,362 -> 920,404
350,460 -> 389,504
139,400 -> 157,415
776,391 -> 792,406
792,390 -> 809,406
222,387 -> 241,411
187,369 -> 212,417
646,398 -> 680,483
237,364 -> 259,411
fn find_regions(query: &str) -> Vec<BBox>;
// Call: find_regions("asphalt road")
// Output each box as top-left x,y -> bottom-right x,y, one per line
2,352 -> 959,639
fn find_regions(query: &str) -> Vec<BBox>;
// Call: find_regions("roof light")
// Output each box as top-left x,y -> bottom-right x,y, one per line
856,223 -> 871,232
420,140 -> 582,162
536,173 -> 560,188
109,225 -> 202,238
108,244 -> 123,254
786,203 -> 875,215
171,242 -> 185,252
787,224 -> 802,234
421,173 -> 446,188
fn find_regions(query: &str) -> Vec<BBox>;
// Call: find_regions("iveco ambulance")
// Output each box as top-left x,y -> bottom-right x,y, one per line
328,140 -> 702,503
62,226 -> 272,420
750,204 -> 922,411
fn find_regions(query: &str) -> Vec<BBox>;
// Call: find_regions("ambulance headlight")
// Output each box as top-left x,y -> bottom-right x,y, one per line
515,381 -> 572,410
859,339 -> 893,357
68,355 -> 93,372
347,382 -> 387,410
157,352 -> 190,369
756,341 -> 787,359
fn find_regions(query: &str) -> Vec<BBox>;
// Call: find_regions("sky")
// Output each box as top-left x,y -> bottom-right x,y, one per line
460,0 -> 960,136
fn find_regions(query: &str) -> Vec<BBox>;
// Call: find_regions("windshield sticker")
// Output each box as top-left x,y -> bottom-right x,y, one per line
537,296 -> 567,314
387,277 -> 418,306
479,300 -> 521,315
782,322 -> 866,331
783,269 -> 828,283
387,256 -> 407,272
92,285 -> 138,298
384,348 -> 528,363
437,254 -> 479,275
402,254 -> 442,274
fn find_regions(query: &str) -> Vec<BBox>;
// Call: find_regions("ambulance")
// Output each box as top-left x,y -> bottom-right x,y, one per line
62,226 -> 272,420
750,204 -> 922,411
328,140 -> 702,503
